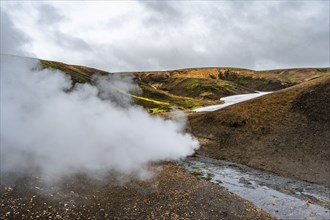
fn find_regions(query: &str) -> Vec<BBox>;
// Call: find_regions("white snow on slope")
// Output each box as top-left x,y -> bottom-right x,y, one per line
193,92 -> 272,112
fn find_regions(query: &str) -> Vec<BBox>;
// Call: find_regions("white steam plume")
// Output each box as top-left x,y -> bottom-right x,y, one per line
0,55 -> 199,181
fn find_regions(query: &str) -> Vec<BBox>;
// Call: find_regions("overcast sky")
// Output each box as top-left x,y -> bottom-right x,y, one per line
1,1 -> 329,72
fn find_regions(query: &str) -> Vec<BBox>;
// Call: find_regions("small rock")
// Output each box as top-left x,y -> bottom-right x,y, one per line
6,187 -> 13,192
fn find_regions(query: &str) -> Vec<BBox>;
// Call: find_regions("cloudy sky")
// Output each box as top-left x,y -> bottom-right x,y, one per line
1,1 -> 329,72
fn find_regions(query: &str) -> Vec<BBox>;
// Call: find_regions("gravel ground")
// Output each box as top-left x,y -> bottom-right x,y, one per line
0,162 -> 274,219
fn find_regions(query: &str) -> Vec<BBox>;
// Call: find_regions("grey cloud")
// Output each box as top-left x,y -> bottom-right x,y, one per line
141,1 -> 184,28
52,31 -> 92,52
105,1 -> 329,71
2,1 -> 328,71
35,3 -> 92,53
248,1 -> 329,68
142,1 -> 178,15
141,1 -> 181,19
37,3 -> 66,26
0,9 -> 31,56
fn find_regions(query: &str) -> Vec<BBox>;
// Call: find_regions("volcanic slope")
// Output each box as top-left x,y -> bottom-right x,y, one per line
40,59 -> 329,113
189,76 -> 330,186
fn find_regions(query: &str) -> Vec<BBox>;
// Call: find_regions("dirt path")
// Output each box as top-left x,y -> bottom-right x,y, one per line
0,162 -> 274,220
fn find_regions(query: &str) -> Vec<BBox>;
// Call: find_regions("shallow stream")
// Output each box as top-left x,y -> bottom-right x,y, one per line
179,156 -> 330,220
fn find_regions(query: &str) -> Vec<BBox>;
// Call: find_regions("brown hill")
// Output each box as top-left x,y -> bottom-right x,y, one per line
189,76 -> 330,186
40,59 -> 329,113
132,66 -> 329,91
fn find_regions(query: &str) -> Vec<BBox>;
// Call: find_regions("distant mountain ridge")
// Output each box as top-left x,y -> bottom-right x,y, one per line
38,57 -> 329,113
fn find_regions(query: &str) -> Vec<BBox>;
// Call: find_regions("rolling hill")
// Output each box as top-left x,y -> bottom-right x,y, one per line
40,59 -> 329,114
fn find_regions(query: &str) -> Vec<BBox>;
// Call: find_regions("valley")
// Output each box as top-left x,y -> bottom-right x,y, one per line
1,56 -> 329,219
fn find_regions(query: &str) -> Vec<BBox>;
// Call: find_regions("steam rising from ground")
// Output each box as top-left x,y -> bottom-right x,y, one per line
0,55 -> 199,181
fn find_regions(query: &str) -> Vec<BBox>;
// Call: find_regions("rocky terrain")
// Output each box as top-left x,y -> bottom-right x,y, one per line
1,163 -> 273,220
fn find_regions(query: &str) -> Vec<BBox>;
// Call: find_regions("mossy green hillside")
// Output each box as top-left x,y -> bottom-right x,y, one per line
40,60 -> 108,83
158,78 -> 253,100
39,59 -> 329,113
39,60 -> 217,113
136,83 -> 218,113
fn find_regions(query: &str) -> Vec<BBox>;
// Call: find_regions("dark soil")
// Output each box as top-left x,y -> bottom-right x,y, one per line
292,78 -> 330,123
189,77 -> 330,187
0,162 -> 273,220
